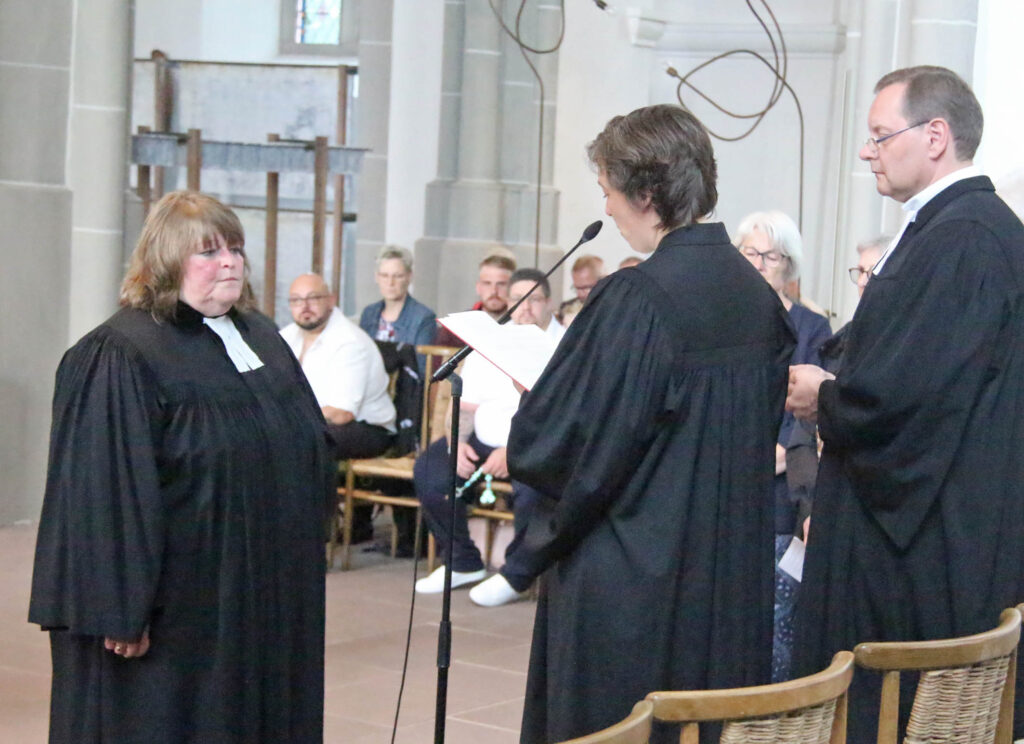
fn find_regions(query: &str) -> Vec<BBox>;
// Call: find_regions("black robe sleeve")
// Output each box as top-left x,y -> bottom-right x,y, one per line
816,221 -> 1011,549
29,327 -> 165,640
506,273 -> 674,574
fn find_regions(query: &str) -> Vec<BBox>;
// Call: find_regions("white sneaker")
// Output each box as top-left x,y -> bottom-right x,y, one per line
469,574 -> 525,607
415,566 -> 487,594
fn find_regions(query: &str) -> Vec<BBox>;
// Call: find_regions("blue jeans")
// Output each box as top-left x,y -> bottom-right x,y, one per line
414,433 -> 541,588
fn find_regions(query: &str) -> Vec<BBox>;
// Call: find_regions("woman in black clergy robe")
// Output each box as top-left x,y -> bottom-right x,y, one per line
29,191 -> 334,743
505,105 -> 796,743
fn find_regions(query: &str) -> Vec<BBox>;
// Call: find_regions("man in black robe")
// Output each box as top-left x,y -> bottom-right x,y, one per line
788,66 -> 1024,743
504,104 -> 795,743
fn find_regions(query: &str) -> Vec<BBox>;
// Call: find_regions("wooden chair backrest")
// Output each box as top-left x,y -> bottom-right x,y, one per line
556,700 -> 654,744
416,344 -> 459,452
646,651 -> 854,744
854,607 -> 1021,744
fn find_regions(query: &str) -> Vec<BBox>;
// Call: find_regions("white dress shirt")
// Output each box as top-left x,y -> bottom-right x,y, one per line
280,307 -> 396,432
460,316 -> 564,448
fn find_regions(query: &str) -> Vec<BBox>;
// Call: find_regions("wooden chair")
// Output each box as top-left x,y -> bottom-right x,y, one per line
557,700 -> 654,744
645,650 -> 854,744
329,344 -> 457,570
853,607 -> 1021,744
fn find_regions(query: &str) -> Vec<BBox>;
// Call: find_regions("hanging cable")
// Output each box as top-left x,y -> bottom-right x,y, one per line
487,0 -> 565,267
665,0 -> 806,230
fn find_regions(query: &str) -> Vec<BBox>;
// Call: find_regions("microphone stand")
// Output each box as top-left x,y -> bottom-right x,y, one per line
431,219 -> 604,385
429,220 -> 602,744
433,370 -> 460,744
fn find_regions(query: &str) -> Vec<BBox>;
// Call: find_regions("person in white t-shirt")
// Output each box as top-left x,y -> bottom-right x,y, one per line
281,273 -> 396,542
413,269 -> 563,605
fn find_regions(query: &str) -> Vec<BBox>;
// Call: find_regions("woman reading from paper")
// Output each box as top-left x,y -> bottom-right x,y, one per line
504,104 -> 795,743
29,191 -> 333,743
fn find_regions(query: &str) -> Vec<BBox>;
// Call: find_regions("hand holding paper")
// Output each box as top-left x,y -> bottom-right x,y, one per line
437,311 -> 558,391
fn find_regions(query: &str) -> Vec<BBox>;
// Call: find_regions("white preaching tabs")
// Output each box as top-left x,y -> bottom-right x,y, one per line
437,310 -> 557,391
203,315 -> 265,373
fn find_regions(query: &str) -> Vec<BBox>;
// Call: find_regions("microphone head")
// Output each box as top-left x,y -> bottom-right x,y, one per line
582,220 -> 603,242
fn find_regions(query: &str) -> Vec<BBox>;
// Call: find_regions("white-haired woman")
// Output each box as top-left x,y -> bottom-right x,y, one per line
735,210 -> 831,683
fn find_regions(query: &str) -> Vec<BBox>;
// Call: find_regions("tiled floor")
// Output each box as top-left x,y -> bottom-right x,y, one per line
0,522 -> 534,743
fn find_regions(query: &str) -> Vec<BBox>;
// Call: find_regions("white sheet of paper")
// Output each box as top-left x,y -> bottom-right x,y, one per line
778,536 -> 805,582
437,311 -> 557,391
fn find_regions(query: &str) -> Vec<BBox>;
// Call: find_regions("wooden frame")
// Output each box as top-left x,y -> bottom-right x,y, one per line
132,56 -> 358,318
333,345 -> 457,570
854,607 -> 1021,744
557,700 -> 654,744
646,651 -> 855,744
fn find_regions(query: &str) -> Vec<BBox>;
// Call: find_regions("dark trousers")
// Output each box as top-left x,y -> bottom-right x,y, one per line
329,420 -> 394,538
414,433 -> 541,588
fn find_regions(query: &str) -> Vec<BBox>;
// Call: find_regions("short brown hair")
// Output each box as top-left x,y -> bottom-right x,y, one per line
480,254 -> 516,272
509,268 -> 550,298
875,66 -> 983,160
572,255 -> 604,274
120,191 -> 256,321
587,104 -> 717,231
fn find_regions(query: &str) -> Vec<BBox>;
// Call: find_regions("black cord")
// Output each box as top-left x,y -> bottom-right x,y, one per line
390,479 -> 425,744
665,0 -> 806,230
487,0 -> 566,267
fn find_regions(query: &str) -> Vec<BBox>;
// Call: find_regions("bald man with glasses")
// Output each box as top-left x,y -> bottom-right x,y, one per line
281,273 -> 396,542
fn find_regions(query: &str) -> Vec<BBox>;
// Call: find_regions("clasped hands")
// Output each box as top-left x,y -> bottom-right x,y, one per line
785,364 -> 834,423
456,442 -> 509,480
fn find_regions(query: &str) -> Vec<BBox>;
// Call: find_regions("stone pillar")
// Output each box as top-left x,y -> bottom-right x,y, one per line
67,0 -> 133,342
347,0 -> 394,314
458,4 -> 501,182
415,0 -> 562,316
0,0 -> 75,523
831,0 -> 978,324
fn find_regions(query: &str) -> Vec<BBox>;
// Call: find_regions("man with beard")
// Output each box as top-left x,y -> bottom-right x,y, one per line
435,254 -> 516,346
281,273 -> 396,541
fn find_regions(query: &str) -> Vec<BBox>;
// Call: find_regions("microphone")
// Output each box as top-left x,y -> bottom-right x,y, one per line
431,220 -> 604,383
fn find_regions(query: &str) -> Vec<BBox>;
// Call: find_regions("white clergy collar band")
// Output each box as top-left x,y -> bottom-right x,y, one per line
203,315 -> 265,373
873,165 -> 982,275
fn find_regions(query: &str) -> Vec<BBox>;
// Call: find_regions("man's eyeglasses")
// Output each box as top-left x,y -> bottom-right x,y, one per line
740,246 -> 786,267
847,267 -> 871,284
287,294 -> 330,307
864,120 -> 929,153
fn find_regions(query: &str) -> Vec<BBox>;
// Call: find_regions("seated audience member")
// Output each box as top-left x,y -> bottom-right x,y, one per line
735,209 -> 831,683
819,235 -> 890,374
557,254 -> 604,323
281,274 -> 396,543
414,269 -> 564,606
435,253 -> 516,347
359,245 -> 437,375
618,255 -> 643,269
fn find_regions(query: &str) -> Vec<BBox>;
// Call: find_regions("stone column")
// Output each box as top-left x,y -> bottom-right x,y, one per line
347,0 -> 394,314
415,0 -> 562,316
67,0 -> 133,342
0,0 -> 75,523
831,0 -> 978,324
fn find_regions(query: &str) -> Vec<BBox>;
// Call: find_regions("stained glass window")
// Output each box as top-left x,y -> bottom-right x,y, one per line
294,0 -> 342,45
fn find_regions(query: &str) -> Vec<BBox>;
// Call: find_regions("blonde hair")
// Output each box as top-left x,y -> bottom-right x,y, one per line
120,191 -> 256,320
376,245 -> 413,273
